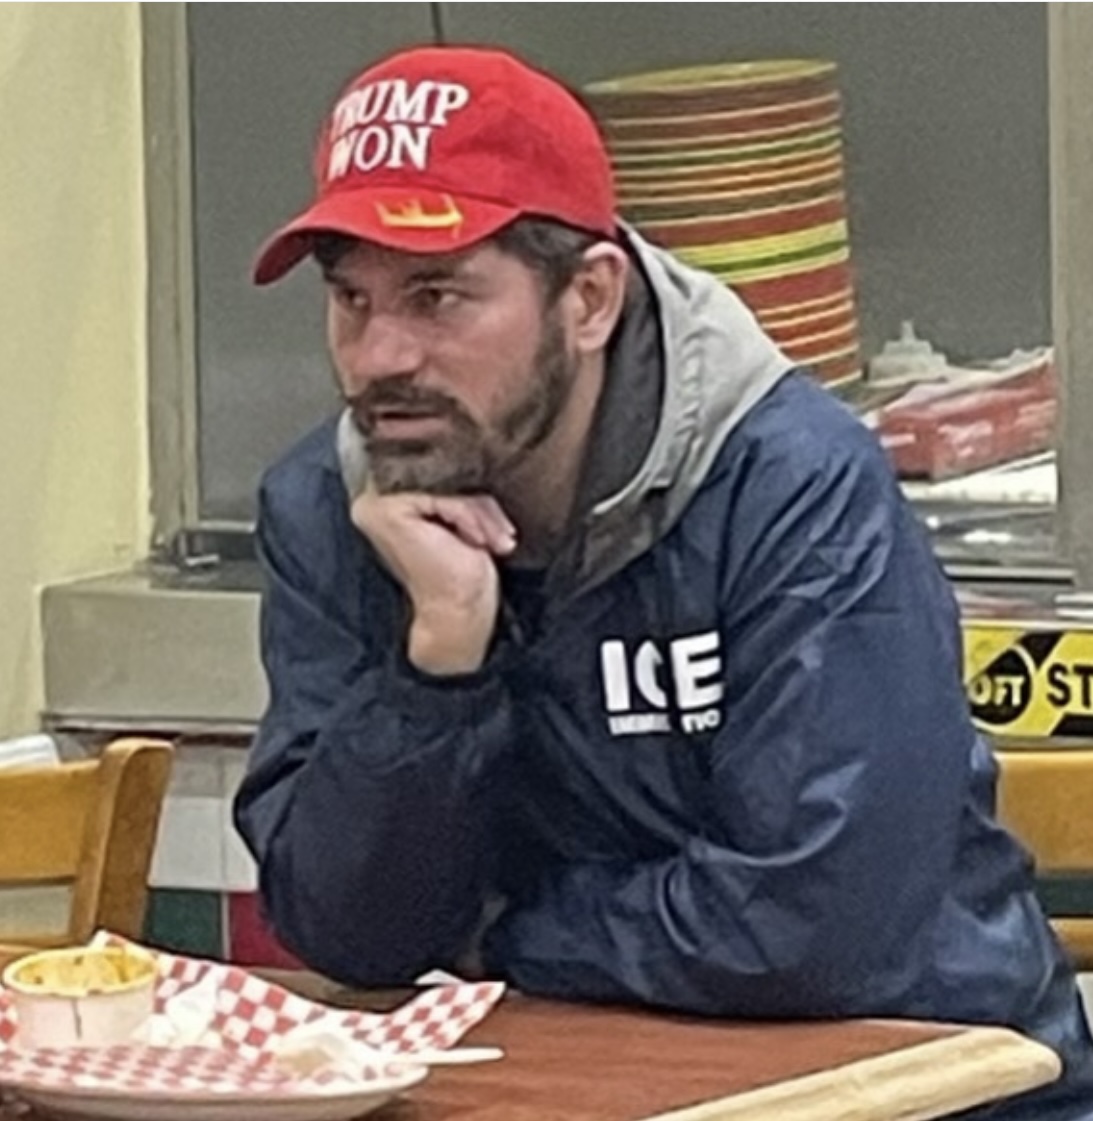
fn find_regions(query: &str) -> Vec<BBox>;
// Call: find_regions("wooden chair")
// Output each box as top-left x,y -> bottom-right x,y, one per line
0,738 -> 173,970
996,749 -> 1093,969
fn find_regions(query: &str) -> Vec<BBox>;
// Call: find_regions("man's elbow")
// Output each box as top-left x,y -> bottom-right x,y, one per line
253,837 -> 460,986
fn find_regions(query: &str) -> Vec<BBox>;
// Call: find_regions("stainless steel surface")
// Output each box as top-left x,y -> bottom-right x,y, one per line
1051,5 -> 1093,592
922,504 -> 1061,571
41,566 -> 265,729
948,564 -> 1073,586
143,4 -> 200,554
37,555 -> 1087,736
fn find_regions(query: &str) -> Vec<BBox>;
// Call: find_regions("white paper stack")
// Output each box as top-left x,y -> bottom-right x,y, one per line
0,734 -> 59,772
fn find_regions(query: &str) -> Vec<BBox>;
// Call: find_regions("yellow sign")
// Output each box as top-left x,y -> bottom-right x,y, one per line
964,624 -> 1093,740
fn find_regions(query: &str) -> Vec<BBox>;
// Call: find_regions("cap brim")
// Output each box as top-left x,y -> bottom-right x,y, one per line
253,188 -> 520,285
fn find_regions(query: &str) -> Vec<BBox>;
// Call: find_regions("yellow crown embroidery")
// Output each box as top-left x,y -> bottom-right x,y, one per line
375,194 -> 464,230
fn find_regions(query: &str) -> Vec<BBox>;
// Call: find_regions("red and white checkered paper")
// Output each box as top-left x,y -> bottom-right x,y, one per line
0,934 -> 504,1098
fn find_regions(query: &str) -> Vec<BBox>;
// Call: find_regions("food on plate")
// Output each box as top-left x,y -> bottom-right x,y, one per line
4,945 -> 155,996
2,945 -> 157,1048
276,1041 -> 337,1077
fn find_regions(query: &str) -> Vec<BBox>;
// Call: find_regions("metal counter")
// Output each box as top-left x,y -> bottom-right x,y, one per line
40,564 -> 1093,745
41,564 -> 265,736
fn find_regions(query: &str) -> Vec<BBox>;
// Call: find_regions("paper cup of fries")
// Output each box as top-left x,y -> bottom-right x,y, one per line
2,944 -> 156,1048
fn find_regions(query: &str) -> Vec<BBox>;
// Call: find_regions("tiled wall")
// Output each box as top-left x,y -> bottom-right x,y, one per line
142,743 -> 298,967
150,745 -> 256,895
142,888 -> 301,969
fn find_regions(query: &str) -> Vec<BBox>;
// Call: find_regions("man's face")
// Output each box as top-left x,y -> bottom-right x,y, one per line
323,239 -> 580,495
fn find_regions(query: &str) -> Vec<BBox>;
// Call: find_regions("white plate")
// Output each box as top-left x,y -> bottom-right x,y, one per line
11,1065 -> 427,1121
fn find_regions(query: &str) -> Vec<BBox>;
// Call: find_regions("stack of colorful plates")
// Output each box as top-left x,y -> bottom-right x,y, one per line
586,60 -> 862,387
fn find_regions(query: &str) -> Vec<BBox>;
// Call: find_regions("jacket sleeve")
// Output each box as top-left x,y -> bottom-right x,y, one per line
485,420 -> 979,1018
233,471 -> 514,985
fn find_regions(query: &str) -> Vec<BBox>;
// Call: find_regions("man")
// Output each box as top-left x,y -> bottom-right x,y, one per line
235,44 -> 1093,1117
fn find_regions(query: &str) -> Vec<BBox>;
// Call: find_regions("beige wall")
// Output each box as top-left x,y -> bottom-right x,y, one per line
0,4 -> 147,734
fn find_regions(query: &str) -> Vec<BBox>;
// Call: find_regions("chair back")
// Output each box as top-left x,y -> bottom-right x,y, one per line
0,738 -> 172,967
997,749 -> 1093,968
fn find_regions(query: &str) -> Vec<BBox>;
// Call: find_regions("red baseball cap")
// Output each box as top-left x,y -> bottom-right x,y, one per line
253,46 -> 617,285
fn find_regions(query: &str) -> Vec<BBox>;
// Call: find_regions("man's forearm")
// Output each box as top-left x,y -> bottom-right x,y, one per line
238,662 -> 514,984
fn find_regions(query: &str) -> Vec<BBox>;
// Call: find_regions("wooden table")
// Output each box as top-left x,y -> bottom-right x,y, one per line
281,975 -> 1062,1121
0,976 -> 1061,1121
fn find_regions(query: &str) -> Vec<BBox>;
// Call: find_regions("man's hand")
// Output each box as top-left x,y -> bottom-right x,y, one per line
351,491 -> 517,675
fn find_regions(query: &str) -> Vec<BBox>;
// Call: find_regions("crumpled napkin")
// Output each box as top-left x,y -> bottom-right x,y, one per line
140,971 -> 223,1048
137,967 -> 501,1078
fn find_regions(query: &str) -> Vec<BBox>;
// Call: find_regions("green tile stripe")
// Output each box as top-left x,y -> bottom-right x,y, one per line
1032,879 -> 1093,969
1035,875 -> 1093,916
142,888 -> 225,959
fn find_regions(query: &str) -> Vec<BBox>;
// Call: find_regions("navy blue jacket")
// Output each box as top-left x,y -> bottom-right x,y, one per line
236,233 -> 1093,1118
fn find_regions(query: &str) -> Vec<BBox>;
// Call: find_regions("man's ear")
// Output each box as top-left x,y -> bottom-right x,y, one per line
564,243 -> 630,355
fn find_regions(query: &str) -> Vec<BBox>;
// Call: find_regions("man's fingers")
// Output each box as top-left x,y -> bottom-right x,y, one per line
352,490 -> 518,556
424,497 -> 492,550
471,497 -> 518,553
427,497 -> 517,555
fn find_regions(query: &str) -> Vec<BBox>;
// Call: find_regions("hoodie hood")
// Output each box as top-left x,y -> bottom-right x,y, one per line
337,226 -> 792,597
550,227 -> 792,598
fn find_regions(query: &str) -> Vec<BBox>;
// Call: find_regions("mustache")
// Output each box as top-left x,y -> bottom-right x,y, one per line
347,379 -> 465,427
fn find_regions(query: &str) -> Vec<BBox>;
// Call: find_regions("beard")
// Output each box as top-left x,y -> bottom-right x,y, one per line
353,313 -> 577,496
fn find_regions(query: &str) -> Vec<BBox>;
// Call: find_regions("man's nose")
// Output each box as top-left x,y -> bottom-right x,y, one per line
339,313 -> 426,396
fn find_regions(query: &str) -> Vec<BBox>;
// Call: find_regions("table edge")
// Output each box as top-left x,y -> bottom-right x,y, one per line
639,1024 -> 1062,1121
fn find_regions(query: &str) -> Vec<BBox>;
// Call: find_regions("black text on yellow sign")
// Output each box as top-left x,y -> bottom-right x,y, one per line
964,626 -> 1093,739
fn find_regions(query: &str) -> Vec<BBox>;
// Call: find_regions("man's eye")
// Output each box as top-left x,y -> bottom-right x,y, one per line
412,287 -> 459,314
332,285 -> 367,312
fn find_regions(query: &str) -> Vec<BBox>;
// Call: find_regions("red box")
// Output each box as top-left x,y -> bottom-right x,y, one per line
877,358 -> 1056,480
